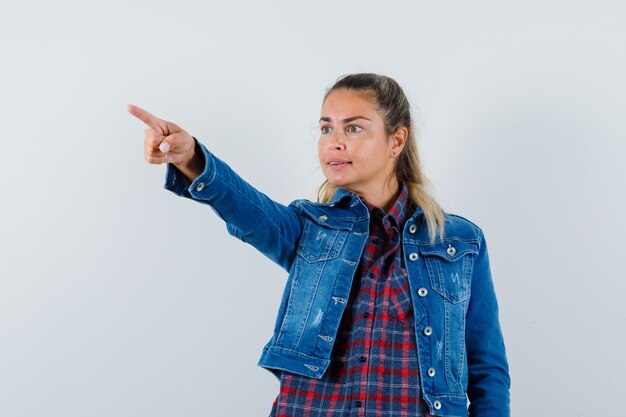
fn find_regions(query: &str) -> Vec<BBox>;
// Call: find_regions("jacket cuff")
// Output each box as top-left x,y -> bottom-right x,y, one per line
163,136 -> 215,198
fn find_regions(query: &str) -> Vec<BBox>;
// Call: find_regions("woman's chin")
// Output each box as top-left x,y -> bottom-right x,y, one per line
325,177 -> 350,188
328,180 -> 361,196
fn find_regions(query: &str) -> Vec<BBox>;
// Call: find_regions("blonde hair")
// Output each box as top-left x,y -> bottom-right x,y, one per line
316,73 -> 445,243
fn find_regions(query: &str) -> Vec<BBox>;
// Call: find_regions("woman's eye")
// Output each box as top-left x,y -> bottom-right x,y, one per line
347,125 -> 363,133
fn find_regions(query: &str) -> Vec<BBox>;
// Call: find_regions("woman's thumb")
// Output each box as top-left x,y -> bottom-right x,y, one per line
159,141 -> 171,153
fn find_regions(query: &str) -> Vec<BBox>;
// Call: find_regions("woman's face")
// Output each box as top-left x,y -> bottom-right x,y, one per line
318,88 -> 402,196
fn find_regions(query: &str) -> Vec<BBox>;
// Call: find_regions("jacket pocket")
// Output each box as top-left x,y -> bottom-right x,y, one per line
419,239 -> 479,303
296,209 -> 352,263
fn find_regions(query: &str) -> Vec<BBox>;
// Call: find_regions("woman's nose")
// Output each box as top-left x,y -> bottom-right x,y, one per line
328,130 -> 345,149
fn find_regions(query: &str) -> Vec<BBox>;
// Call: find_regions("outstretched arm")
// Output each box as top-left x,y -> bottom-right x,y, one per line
128,104 -> 302,272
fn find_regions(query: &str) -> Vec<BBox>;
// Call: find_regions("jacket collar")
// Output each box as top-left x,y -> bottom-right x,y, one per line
326,187 -> 355,206
323,184 -> 425,221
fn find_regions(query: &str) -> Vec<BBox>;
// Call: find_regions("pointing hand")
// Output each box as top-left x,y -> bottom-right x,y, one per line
128,104 -> 204,182
127,104 -> 195,166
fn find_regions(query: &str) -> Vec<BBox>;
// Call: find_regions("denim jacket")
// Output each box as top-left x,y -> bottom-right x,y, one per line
164,138 -> 511,417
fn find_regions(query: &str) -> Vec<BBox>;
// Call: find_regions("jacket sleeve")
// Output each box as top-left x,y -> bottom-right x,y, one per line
465,229 -> 511,416
163,136 -> 302,272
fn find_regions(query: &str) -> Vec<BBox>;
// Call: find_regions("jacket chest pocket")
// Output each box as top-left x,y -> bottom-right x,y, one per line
296,209 -> 353,263
419,240 -> 479,303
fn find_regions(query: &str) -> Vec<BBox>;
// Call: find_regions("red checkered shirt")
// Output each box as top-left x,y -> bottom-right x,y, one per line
268,182 -> 432,417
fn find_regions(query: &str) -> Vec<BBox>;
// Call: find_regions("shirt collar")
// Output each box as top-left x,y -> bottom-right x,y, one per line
323,183 -> 422,223
360,182 -> 414,226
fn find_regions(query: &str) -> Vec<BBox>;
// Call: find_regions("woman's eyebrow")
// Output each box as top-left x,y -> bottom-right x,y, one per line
319,116 -> 372,123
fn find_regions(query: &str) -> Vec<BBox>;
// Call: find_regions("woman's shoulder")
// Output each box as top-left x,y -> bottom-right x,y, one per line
441,211 -> 485,242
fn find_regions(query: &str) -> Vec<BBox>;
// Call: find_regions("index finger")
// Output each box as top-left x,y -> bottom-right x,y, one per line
127,104 -> 164,134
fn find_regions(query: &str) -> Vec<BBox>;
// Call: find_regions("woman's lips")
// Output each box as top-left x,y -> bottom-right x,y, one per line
328,161 -> 351,171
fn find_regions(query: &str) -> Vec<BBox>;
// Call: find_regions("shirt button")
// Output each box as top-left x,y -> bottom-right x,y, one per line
409,224 -> 417,233
417,287 -> 428,297
363,312 -> 370,318
409,252 -> 419,261
427,367 -> 436,377
433,400 -> 442,410
372,237 -> 380,244
423,326 -> 433,336
355,400 -> 363,407
368,272 -> 375,279
196,182 -> 205,191
359,356 -> 367,362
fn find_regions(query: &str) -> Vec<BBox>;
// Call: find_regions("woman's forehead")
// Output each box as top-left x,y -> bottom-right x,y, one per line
321,89 -> 380,120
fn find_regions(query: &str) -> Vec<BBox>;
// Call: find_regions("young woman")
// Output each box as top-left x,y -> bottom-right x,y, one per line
128,73 -> 511,417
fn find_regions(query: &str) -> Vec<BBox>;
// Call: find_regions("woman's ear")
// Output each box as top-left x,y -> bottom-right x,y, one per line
392,126 -> 408,153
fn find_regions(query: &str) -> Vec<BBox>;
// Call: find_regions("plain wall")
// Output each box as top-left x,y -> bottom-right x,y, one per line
1,1 -> 625,416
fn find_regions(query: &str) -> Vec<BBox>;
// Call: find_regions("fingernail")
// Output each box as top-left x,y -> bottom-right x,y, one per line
159,142 -> 170,152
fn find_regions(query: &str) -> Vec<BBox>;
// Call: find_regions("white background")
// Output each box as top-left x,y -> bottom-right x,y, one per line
1,1 -> 625,416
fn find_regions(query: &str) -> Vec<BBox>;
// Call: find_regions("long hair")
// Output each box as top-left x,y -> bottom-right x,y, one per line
316,73 -> 445,243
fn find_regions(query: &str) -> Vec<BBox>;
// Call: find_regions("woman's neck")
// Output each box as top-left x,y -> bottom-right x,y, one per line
354,179 -> 401,214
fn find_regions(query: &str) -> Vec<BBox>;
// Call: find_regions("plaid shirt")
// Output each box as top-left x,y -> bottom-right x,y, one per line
269,183 -> 432,417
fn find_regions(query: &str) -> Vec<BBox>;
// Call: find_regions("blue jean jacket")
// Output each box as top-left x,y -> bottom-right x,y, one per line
164,138 -> 511,417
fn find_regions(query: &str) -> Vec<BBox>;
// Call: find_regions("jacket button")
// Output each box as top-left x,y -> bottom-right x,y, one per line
196,182 -> 205,191
433,400 -> 442,410
409,224 -> 417,233
409,252 -> 419,261
318,215 -> 328,222
417,287 -> 428,297
423,326 -> 433,336
427,367 -> 436,377
447,245 -> 456,256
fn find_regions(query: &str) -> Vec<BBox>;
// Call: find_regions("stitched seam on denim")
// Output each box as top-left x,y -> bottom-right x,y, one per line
277,258 -> 301,345
444,298 -> 452,391
265,345 -> 328,360
457,305 -> 467,391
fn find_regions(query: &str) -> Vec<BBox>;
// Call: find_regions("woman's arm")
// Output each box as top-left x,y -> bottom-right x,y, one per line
127,104 -> 302,272
164,137 -> 302,272
465,229 -> 511,416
